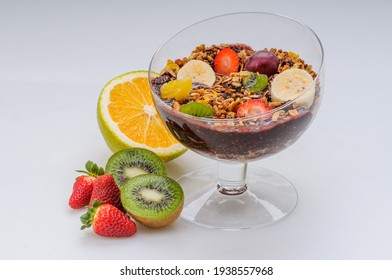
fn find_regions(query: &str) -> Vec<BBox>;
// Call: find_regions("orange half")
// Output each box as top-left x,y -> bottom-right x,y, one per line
97,71 -> 186,161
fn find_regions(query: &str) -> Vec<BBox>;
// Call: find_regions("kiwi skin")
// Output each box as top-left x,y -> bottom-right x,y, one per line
121,174 -> 184,228
131,197 -> 184,229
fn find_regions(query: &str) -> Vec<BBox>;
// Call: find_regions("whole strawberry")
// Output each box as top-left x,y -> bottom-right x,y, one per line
69,176 -> 95,209
81,199 -> 137,237
89,173 -> 122,210
69,161 -> 105,209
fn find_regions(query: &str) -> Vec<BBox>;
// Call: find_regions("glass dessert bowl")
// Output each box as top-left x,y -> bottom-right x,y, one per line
148,12 -> 324,230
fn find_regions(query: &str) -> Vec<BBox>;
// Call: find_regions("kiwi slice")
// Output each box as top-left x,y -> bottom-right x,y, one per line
121,174 -> 184,228
242,72 -> 268,92
105,148 -> 167,189
180,102 -> 215,117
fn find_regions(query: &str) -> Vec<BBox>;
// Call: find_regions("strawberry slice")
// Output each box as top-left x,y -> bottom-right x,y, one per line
214,48 -> 240,75
236,99 -> 272,118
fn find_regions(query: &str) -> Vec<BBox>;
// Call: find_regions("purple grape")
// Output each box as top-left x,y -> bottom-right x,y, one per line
244,50 -> 279,77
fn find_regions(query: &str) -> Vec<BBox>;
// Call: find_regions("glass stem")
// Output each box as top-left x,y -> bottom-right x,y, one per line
217,161 -> 248,195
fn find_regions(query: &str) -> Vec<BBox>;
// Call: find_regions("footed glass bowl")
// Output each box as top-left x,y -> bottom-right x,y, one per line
149,12 -> 324,230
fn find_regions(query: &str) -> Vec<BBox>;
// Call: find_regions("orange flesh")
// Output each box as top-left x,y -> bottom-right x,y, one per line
108,77 -> 178,148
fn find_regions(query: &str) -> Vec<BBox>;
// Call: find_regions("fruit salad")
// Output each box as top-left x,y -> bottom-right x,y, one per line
151,43 -> 320,161
152,44 -> 318,119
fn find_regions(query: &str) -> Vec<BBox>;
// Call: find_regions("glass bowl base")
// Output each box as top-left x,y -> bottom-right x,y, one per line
177,166 -> 298,230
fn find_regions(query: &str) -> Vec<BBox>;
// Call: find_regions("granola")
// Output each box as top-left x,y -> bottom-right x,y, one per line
152,43 -> 318,120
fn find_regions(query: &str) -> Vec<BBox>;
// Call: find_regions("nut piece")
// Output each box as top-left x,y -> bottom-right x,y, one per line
271,111 -> 281,122
288,109 -> 299,117
173,101 -> 181,111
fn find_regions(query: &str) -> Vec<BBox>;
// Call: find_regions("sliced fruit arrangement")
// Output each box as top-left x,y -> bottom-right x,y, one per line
97,70 -> 186,162
121,174 -> 184,228
105,148 -> 167,189
154,44 -> 317,119
68,148 -> 185,238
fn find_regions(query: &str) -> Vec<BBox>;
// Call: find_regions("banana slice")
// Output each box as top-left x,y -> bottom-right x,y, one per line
177,60 -> 216,87
270,69 -> 315,109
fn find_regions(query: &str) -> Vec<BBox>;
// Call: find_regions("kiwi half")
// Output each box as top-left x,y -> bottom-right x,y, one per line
105,148 -> 167,189
121,174 -> 184,228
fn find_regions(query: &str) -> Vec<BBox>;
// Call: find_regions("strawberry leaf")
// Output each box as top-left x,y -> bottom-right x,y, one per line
85,160 -> 94,172
80,199 -> 103,230
91,163 -> 99,175
76,161 -> 105,178
98,167 -> 105,176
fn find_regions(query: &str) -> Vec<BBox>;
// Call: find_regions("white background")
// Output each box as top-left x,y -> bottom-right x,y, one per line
0,0 -> 391,260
